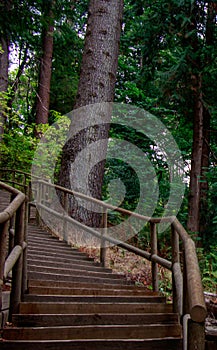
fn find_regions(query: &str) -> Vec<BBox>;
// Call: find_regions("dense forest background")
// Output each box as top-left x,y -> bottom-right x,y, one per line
0,0 -> 217,289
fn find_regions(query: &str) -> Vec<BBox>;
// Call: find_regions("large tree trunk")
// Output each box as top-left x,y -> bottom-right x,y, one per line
0,36 -> 9,139
73,0 -> 123,108
35,1 -> 54,134
59,0 -> 123,227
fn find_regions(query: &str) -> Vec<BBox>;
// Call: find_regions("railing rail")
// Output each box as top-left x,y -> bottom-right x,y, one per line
0,181 -> 27,321
35,180 -> 207,323
0,169 -> 207,348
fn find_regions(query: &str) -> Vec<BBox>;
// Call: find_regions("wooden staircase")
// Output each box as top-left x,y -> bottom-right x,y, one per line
1,222 -> 183,349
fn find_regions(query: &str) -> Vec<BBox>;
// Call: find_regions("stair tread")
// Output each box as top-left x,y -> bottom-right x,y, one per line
3,323 -> 182,340
19,301 -> 173,315
23,294 -> 166,303
28,272 -> 133,285
27,259 -> 111,272
28,253 -> 94,262
0,338 -> 183,350
12,312 -> 180,327
27,286 -> 156,296
27,248 -> 88,257
0,217 -> 183,348
27,264 -> 125,278
28,279 -> 147,290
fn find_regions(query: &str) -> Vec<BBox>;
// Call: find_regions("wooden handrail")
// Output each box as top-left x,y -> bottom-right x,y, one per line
4,242 -> 27,279
35,179 -> 206,324
0,181 -> 27,319
0,170 -> 207,348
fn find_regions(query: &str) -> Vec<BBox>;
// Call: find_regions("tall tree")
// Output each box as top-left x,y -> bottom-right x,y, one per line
117,0 -> 216,241
0,37 -> 9,139
199,2 -> 216,242
59,0 -> 124,226
0,0 -> 11,139
186,1 -> 216,238
35,0 -> 54,133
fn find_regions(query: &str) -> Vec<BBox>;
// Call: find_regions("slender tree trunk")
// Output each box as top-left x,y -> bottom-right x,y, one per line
199,107 -> 210,242
0,36 -> 9,139
199,2 -> 215,242
59,0 -> 123,227
187,2 -> 215,239
187,73 -> 204,235
35,1 -> 54,134
8,46 -> 29,110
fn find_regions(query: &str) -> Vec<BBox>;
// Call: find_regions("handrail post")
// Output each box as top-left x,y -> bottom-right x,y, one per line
9,193 -> 16,254
171,225 -> 183,315
187,319 -> 205,350
37,181 -> 43,226
100,208 -> 107,267
63,192 -> 69,241
150,222 -> 159,292
22,193 -> 29,297
23,173 -> 27,194
34,180 -> 39,225
9,202 -> 25,318
27,181 -> 32,223
12,170 -> 15,188
0,221 -> 9,313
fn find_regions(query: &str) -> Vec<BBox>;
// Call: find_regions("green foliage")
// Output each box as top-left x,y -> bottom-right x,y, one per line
50,23 -> 83,114
32,113 -> 70,180
198,246 -> 217,292
158,268 -> 172,299
0,124 -> 37,172
0,91 -> 10,118
1,1 -> 217,272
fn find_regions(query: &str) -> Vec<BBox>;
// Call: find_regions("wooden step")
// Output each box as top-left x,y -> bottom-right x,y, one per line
28,252 -> 94,263
27,258 -> 112,272
3,323 -> 182,340
27,264 -> 126,280
27,246 -> 89,257
27,286 -> 156,296
27,250 -> 96,262
28,271 -> 132,285
23,294 -> 166,304
0,219 -> 183,349
28,239 -> 78,250
12,312 -> 180,327
0,338 -> 183,350
28,242 -> 84,254
19,302 -> 173,314
28,279 -> 148,290
27,236 -> 68,244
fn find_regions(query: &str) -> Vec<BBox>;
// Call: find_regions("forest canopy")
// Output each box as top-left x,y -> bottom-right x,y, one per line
0,0 -> 217,288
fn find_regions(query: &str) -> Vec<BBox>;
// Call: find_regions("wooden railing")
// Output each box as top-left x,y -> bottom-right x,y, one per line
0,168 -> 32,196
0,181 -> 27,320
0,169 -> 207,348
35,179 -> 207,348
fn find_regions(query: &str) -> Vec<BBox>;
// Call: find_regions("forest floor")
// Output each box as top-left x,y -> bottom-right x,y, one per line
80,245 -> 175,300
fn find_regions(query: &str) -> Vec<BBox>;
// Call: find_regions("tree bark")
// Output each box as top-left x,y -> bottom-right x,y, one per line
0,36 -> 9,139
59,0 -> 124,227
187,73 -> 204,235
199,2 -> 215,243
35,1 -> 54,134
199,106 -> 211,243
187,2 -> 215,239
74,0 -> 123,108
